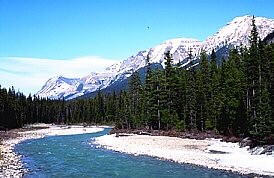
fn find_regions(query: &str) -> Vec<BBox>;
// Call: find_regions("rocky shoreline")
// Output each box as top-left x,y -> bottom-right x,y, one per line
0,126 -> 49,177
0,124 -> 104,178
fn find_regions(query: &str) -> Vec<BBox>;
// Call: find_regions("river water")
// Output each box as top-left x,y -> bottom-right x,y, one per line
15,128 -> 246,178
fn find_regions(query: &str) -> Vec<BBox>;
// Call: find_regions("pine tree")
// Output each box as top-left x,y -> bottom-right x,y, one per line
256,82 -> 272,144
245,16 -> 260,135
143,55 -> 153,128
196,51 -> 211,131
253,39 -> 274,143
96,88 -> 105,124
174,61 -> 187,131
185,50 -> 197,130
128,71 -> 142,128
105,92 -> 117,124
266,44 -> 274,136
209,49 -> 221,131
149,69 -> 165,129
163,51 -> 178,130
223,49 -> 245,136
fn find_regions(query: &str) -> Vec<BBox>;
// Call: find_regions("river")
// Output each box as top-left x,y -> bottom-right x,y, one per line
15,128 -> 246,178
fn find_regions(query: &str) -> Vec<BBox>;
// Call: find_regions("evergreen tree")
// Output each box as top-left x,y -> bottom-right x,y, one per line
174,61 -> 187,131
96,88 -> 105,124
245,16 -> 260,135
209,49 -> 221,131
196,51 -> 211,131
185,51 -> 197,130
256,82 -> 272,144
128,71 -> 142,128
149,69 -> 165,129
223,49 -> 245,136
143,55 -> 153,128
105,92 -> 117,124
163,51 -> 178,130
266,44 -> 274,131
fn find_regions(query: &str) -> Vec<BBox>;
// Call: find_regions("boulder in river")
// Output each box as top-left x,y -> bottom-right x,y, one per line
239,137 -> 253,148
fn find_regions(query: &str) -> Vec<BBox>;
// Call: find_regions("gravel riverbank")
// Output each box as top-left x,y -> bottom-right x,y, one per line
95,134 -> 274,177
0,124 -> 104,178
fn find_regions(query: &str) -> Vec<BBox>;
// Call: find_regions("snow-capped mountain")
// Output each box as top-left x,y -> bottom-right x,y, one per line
37,15 -> 274,100
37,73 -> 117,100
201,16 -> 274,53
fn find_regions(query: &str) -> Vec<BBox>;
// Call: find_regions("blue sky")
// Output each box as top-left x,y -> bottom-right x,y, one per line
1,0 -> 274,94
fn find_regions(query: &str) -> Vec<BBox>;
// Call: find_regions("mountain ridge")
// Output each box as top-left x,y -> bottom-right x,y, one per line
36,15 -> 274,100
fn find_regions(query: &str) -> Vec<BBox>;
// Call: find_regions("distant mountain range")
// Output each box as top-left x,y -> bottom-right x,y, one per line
36,15 -> 274,100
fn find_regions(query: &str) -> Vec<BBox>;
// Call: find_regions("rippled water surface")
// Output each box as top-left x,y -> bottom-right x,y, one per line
16,129 -> 246,178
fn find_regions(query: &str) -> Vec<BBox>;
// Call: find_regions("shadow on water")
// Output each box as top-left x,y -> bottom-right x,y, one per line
16,128 -> 247,178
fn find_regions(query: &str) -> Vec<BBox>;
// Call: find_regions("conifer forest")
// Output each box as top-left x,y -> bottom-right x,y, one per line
1,18 -> 274,144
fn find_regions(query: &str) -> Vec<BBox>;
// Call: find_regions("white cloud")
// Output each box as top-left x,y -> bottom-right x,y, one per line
0,56 -> 117,95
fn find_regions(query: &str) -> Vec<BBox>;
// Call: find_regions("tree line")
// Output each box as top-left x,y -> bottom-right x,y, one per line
0,17 -> 273,144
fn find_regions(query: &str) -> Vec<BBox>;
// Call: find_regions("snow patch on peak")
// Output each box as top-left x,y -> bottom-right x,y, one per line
229,15 -> 252,23
105,62 -> 121,73
162,37 -> 200,43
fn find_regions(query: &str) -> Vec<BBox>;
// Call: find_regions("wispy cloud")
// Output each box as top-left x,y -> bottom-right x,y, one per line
0,56 -> 117,95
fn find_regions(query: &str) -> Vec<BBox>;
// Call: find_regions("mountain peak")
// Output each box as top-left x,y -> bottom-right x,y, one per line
201,15 -> 274,53
231,15 -> 252,22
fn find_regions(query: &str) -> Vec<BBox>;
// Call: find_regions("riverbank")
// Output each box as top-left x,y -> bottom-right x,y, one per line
95,134 -> 274,177
0,124 -> 105,177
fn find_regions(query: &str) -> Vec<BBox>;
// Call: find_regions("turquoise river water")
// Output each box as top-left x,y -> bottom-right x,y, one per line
15,128 -> 248,178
